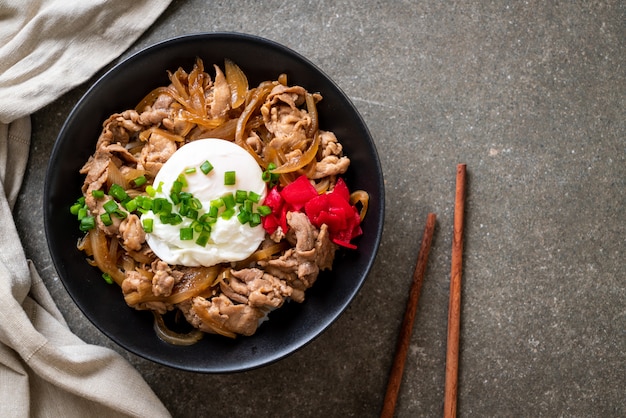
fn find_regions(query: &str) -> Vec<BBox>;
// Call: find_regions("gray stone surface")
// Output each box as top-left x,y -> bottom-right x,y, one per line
14,1 -> 625,417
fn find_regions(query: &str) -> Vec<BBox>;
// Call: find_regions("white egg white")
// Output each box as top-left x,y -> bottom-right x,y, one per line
141,138 -> 267,267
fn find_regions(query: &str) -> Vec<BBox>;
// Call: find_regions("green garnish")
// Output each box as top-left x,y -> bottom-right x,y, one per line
235,190 -> 248,203
257,205 -> 272,216
142,218 -> 154,233
109,183 -> 129,202
79,216 -> 95,231
100,212 -> 113,226
195,231 -> 210,247
200,160 -> 213,175
180,227 -> 194,240
103,199 -> 119,213
224,170 -> 236,185
92,190 -> 105,199
132,175 -> 147,187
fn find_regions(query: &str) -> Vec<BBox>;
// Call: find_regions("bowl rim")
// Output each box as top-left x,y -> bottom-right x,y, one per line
44,31 -> 385,373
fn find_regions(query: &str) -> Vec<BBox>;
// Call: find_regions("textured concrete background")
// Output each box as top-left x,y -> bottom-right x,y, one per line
15,1 -> 625,417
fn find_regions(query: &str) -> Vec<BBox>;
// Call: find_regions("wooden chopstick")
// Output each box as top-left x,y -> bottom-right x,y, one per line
443,163 -> 467,418
380,212 -> 437,418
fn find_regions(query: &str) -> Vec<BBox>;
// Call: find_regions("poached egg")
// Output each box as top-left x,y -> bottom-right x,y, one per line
141,138 -> 267,267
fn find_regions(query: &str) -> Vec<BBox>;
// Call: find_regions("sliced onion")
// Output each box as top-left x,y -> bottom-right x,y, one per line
106,160 -> 128,189
350,190 -> 370,221
89,227 -> 125,286
193,304 -> 237,339
271,131 -> 321,174
235,81 -> 275,167
233,241 -> 290,269
124,266 -> 221,305
225,58 -> 248,109
177,111 -> 225,129
153,312 -> 203,346
305,93 -> 319,138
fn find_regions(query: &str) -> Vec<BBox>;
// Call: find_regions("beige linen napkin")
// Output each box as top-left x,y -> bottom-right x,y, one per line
0,1 -> 173,417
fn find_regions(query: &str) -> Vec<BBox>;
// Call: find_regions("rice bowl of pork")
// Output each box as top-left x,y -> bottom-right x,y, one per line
44,33 -> 384,372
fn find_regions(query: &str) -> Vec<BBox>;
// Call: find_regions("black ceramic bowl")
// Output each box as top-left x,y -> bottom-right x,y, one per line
44,33 -> 384,373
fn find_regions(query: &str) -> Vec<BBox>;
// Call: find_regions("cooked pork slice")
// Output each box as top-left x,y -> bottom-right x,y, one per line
315,224 -> 336,271
310,131 -> 350,179
229,268 -> 292,309
261,84 -> 312,151
138,130 -> 177,177
260,212 -> 338,293
151,260 -> 183,297
119,214 -> 146,251
138,94 -> 172,125
188,295 -> 266,337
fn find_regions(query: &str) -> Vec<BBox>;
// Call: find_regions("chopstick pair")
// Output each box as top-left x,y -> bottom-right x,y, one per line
381,164 -> 467,418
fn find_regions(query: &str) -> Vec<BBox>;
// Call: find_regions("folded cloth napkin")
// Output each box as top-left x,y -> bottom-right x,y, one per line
0,1 -> 173,417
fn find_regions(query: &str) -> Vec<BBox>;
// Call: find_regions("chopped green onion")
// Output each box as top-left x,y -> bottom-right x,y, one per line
196,231 -> 210,247
146,185 -> 156,197
156,181 -> 164,193
77,207 -> 88,220
185,167 -> 197,174
113,209 -> 127,219
210,198 -> 224,209
132,175 -> 147,187
123,198 -> 137,213
179,192 -> 193,202
235,190 -> 248,203
180,227 -> 194,240
186,208 -> 199,220
142,218 -> 154,233
221,208 -> 235,220
160,213 -> 182,225
100,212 -> 113,226
257,205 -> 272,216
171,179 -> 183,194
103,212 -> 115,225
79,216 -> 95,231
109,183 -> 129,202
222,193 -> 236,209
102,273 -> 114,284
152,198 -> 172,215
244,199 -> 253,213
250,212 -> 261,227
224,171 -> 236,185
200,160 -> 213,175
137,196 -> 153,210
70,202 -> 82,216
237,210 -> 250,224
248,191 -> 261,203
189,197 -> 202,210
262,162 -> 279,185
207,205 -> 219,218
103,199 -> 119,213
170,192 -> 181,205
192,221 -> 203,233
92,190 -> 105,199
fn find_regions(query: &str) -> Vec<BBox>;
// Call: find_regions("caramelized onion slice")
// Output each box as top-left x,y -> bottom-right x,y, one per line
153,312 -> 203,346
235,81 -> 275,167
350,190 -> 370,221
271,131 -> 321,174
225,59 -> 248,109
89,228 -> 125,286
233,241 -> 290,269
124,266 -> 222,306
